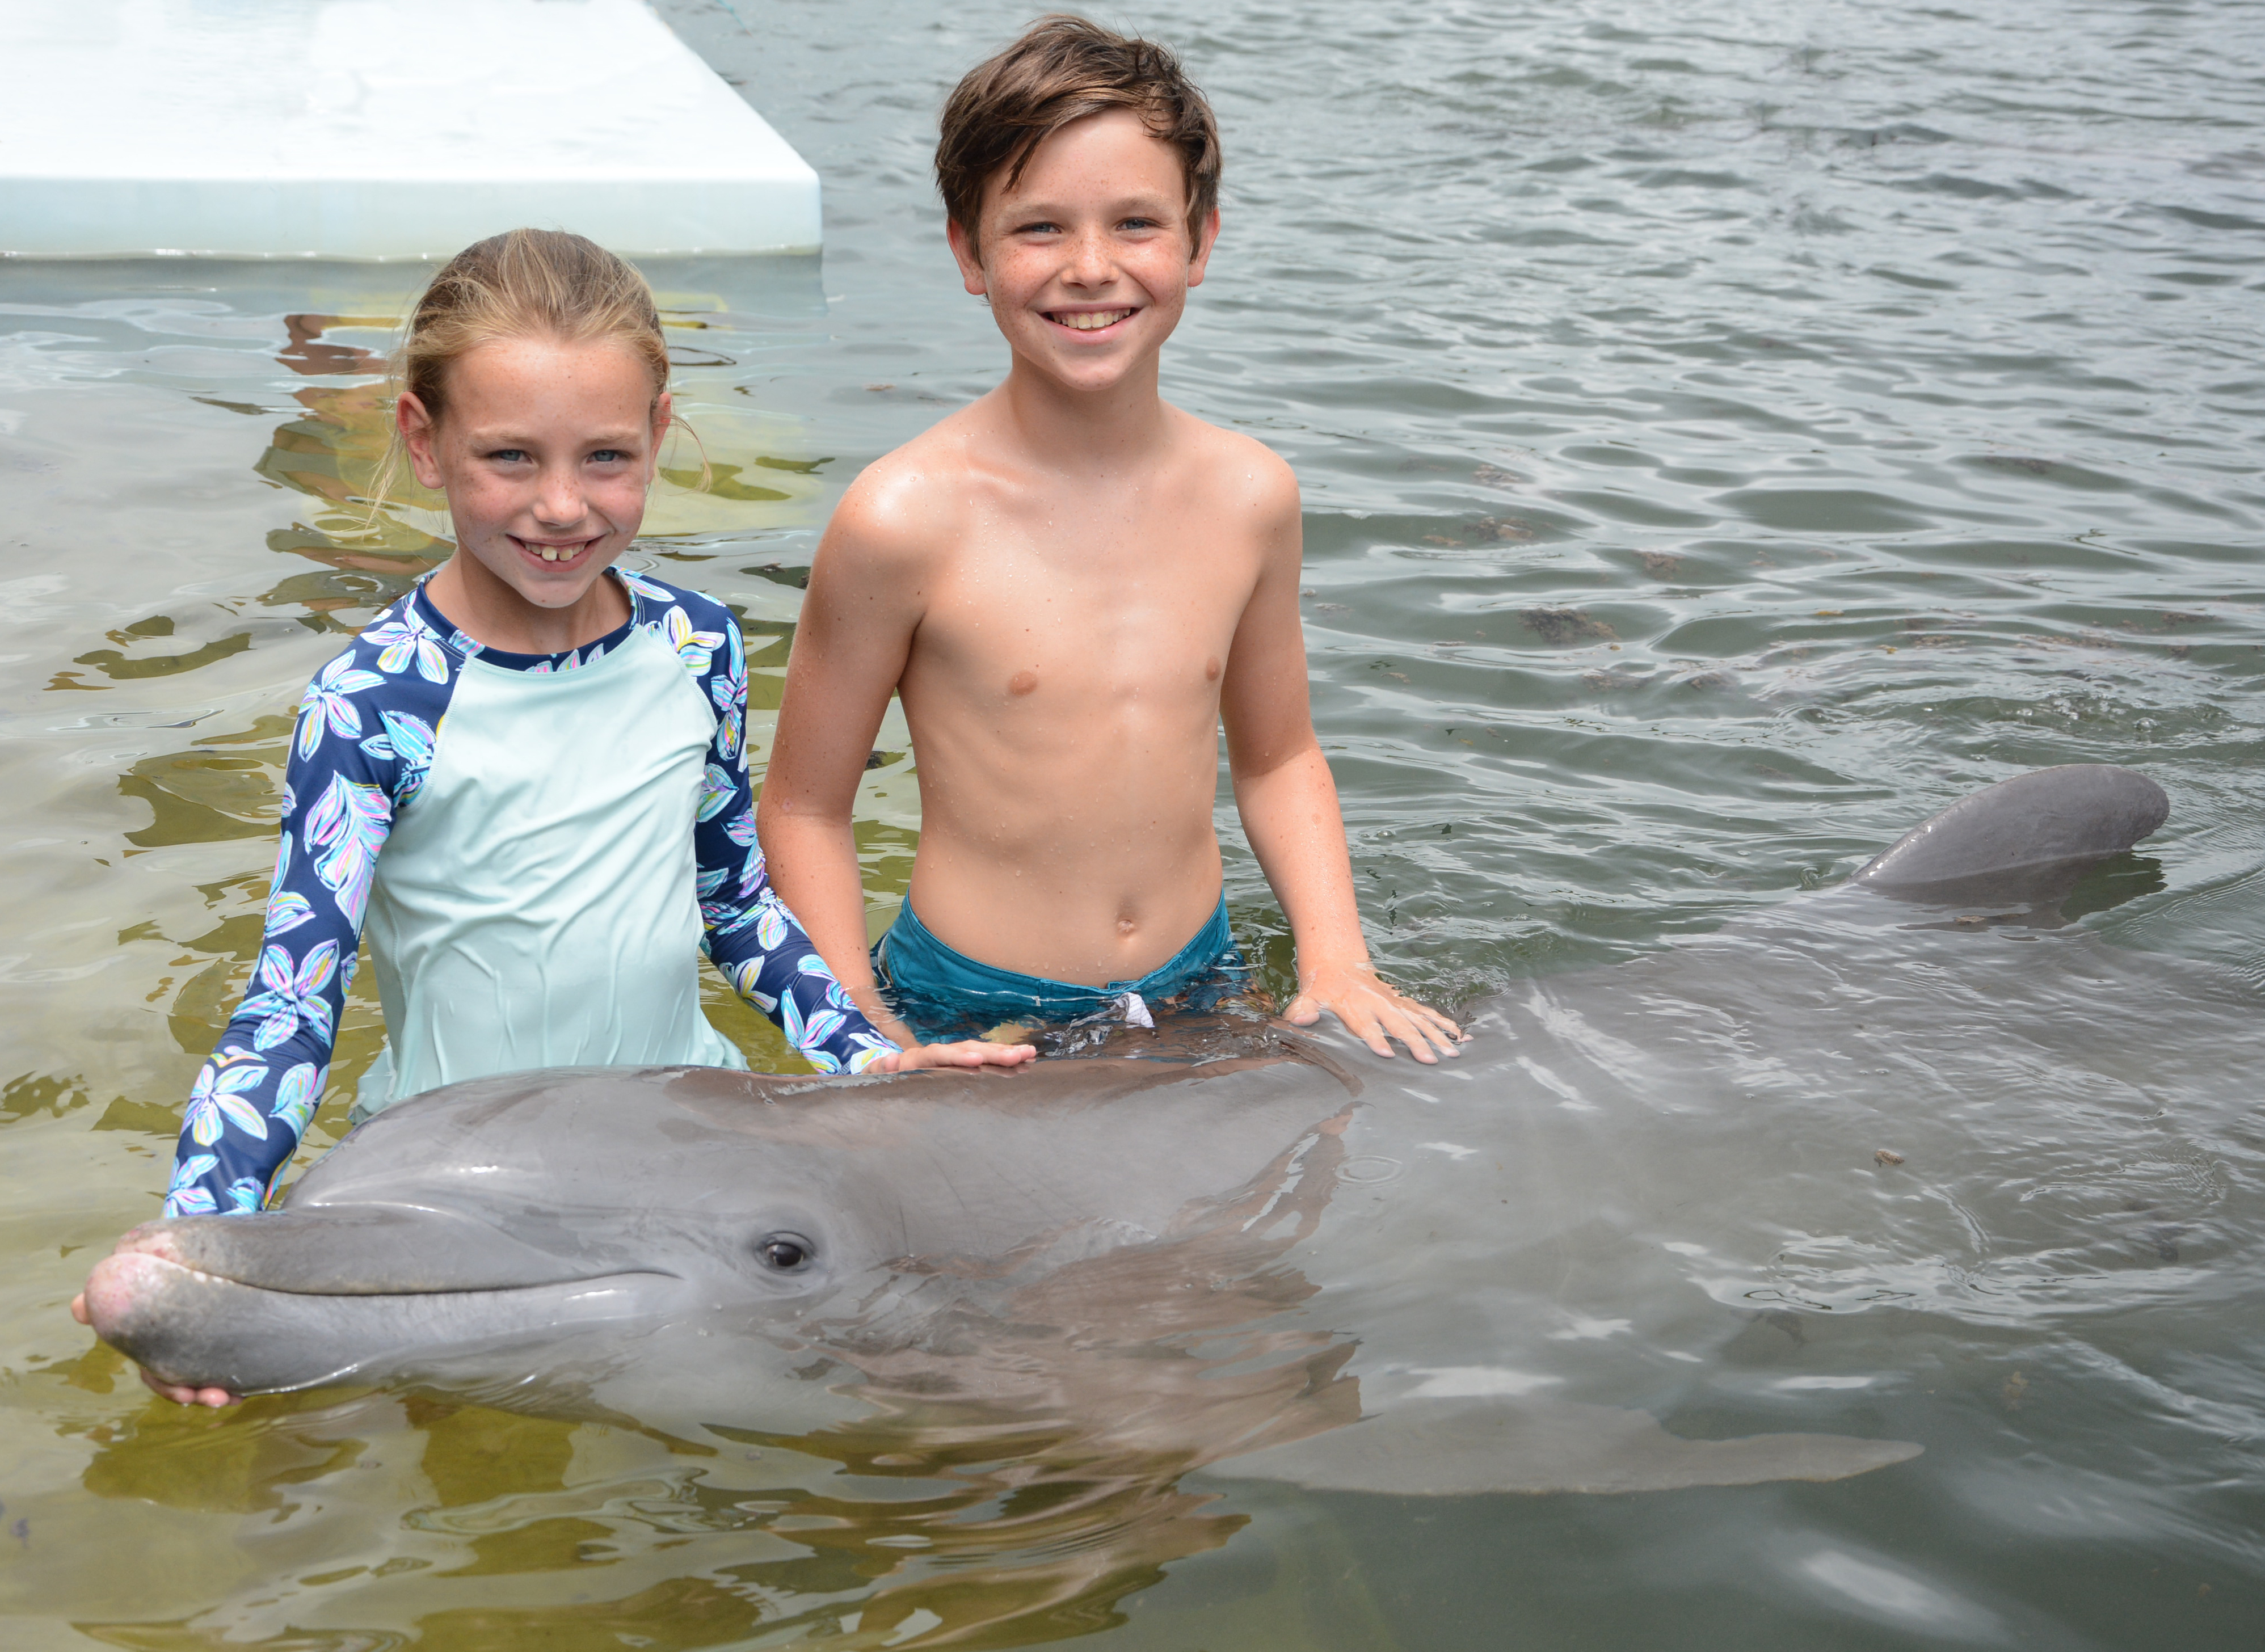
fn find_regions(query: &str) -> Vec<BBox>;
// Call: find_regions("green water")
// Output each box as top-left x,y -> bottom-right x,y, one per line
2,0 -> 2260,1645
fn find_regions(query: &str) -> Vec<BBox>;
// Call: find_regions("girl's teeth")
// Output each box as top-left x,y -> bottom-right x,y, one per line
1060,310 -> 1130,331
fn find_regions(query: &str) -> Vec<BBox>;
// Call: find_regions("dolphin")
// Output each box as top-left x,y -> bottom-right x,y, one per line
82,764 -> 2246,1501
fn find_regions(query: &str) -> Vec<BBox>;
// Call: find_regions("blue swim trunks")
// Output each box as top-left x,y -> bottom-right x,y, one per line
873,896 -> 1249,1041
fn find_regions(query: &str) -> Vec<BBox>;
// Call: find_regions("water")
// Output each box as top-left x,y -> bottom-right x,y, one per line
1,0 -> 2260,1643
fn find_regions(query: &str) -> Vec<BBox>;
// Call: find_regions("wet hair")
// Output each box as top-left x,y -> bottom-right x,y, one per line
370,228 -> 674,505
934,14 -> 1221,248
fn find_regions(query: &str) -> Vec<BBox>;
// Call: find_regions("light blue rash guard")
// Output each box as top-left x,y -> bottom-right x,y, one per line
165,568 -> 897,1218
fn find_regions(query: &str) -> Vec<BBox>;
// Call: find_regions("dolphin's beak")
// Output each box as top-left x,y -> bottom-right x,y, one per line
130,1204 -> 642,1295
81,1207 -> 681,1396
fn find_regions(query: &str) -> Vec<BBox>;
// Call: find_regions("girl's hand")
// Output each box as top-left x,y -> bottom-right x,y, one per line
70,1287 -> 239,1407
136,1367 -> 239,1408
876,1038 -> 1038,1072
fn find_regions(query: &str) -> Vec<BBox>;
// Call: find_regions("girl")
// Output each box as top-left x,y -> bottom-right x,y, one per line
159,228 -> 1034,1227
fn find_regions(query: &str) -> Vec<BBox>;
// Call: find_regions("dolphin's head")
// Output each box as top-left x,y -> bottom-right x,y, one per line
85,1056 -> 1351,1398
81,1068 -> 919,1393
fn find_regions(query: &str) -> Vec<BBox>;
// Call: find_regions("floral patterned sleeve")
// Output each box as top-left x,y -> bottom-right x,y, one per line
633,575 -> 900,1075
163,599 -> 453,1216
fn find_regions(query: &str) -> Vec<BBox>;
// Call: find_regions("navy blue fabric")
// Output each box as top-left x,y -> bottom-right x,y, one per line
166,571 -> 895,1218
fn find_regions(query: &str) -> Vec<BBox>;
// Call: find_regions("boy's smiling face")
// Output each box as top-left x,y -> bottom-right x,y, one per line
950,107 -> 1218,394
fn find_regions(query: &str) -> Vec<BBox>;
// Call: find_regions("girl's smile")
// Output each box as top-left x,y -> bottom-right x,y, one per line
517,534 -> 601,563
398,334 -> 669,654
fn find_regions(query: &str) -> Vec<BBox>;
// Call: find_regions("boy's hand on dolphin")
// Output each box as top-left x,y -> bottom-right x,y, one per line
878,1038 -> 1039,1072
1289,963 -> 1464,1063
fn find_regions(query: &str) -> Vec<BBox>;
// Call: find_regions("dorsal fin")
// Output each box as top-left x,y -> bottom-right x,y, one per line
1850,765 -> 2167,907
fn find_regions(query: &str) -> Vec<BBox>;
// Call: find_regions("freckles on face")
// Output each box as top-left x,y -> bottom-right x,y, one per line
970,107 -> 1203,360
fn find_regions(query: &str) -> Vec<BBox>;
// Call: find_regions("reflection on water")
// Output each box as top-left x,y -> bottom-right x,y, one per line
3,0 -> 2263,1644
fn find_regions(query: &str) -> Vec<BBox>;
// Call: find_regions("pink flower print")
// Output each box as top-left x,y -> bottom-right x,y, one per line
304,774 -> 391,926
359,610 -> 450,682
242,939 -> 338,1050
656,605 -> 725,677
294,653 -> 385,760
185,1048 -> 269,1146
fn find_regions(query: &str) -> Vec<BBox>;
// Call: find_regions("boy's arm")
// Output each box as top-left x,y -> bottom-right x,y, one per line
688,608 -> 898,1075
757,473 -> 941,1053
698,597 -> 1030,1073
1222,461 -> 1464,1062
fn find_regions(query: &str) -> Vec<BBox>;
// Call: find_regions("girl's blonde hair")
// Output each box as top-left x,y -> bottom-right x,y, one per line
370,228 -> 675,509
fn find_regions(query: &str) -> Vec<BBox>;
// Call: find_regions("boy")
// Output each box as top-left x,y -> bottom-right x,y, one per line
758,16 -> 1460,1061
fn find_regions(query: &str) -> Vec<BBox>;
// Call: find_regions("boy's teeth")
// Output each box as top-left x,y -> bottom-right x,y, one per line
1059,309 -> 1130,331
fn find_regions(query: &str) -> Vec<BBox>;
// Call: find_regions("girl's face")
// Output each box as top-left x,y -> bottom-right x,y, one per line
399,335 -> 668,633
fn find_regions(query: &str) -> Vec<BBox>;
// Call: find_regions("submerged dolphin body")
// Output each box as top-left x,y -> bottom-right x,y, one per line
86,764 -> 2242,1499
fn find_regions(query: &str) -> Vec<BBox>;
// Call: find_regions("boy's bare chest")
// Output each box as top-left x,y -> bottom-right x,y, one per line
914,516 -> 1258,708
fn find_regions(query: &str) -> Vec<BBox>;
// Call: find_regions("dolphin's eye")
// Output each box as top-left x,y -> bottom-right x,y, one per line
756,1233 -> 814,1273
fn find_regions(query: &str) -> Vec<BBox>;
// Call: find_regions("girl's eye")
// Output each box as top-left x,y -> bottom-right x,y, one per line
487,448 -> 531,465
588,449 -> 631,464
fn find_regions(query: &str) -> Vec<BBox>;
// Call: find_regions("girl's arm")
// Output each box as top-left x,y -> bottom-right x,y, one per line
165,623 -> 442,1215
687,601 -> 1029,1073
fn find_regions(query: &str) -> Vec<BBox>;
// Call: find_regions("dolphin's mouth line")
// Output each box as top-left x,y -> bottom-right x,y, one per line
138,1253 -> 683,1300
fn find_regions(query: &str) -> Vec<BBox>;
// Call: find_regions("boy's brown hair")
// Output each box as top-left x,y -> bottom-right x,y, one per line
936,14 -> 1221,246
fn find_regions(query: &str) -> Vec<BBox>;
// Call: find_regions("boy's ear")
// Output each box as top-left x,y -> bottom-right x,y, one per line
946,217 -> 988,297
1187,207 -> 1222,289
397,391 -> 445,492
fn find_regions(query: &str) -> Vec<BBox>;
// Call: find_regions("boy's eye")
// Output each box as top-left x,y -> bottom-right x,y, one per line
1012,219 -> 1061,235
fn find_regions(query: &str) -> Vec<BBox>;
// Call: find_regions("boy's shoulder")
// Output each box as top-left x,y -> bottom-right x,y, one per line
814,410 -> 992,583
1163,403 -> 1299,513
828,399 -> 1296,564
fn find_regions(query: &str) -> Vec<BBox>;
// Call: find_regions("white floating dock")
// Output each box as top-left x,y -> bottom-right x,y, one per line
0,0 -> 820,259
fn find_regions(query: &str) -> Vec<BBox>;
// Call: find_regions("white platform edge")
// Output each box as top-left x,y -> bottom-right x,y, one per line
0,0 -> 821,259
